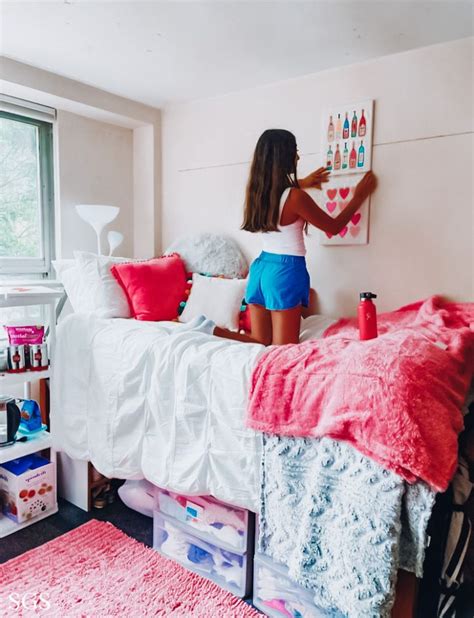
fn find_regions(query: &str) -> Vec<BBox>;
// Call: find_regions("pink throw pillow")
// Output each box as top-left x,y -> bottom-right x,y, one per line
111,254 -> 187,321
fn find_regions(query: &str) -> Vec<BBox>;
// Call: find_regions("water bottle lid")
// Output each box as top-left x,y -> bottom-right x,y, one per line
360,292 -> 377,300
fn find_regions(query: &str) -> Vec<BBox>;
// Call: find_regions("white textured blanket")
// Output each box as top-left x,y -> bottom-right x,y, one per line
259,435 -> 435,618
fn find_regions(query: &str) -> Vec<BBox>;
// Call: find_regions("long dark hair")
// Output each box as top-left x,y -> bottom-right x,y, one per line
241,129 -> 299,233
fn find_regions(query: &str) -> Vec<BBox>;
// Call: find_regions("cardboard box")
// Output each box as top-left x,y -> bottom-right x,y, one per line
0,455 -> 56,523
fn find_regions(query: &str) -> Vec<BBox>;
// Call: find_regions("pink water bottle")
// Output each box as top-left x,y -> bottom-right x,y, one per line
358,292 -> 378,340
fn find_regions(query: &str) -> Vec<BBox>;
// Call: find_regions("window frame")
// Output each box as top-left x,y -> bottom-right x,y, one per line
0,110 -> 55,276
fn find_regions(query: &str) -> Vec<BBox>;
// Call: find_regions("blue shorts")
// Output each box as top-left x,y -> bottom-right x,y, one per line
245,251 -> 310,311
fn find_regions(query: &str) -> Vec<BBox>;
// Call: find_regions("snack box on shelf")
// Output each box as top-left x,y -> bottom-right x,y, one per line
0,453 -> 56,524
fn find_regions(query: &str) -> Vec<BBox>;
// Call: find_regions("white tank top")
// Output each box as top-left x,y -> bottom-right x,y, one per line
261,188 -> 306,256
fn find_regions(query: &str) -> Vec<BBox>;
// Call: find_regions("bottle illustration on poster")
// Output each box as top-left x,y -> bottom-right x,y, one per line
327,115 -> 334,142
358,141 -> 365,167
351,111 -> 358,137
359,109 -> 366,137
342,142 -> 348,169
326,145 -> 333,170
342,112 -> 350,139
334,144 -> 341,170
335,113 -> 342,140
349,142 -> 357,168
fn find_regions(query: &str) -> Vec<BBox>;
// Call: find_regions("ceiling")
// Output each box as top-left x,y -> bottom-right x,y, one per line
1,1 -> 472,108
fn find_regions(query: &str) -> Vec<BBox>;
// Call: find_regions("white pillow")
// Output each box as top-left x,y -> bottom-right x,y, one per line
180,273 -> 247,331
52,259 -> 90,313
73,251 -> 133,318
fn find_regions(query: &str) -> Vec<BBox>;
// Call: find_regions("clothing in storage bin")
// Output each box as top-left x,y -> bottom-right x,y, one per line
153,511 -> 253,598
253,554 -> 343,618
155,488 -> 252,553
245,252 -> 310,310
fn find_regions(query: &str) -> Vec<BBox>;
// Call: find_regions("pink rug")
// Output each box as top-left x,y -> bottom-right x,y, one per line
0,520 -> 261,617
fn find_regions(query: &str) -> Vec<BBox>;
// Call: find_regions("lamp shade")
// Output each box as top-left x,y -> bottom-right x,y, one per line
75,204 -> 120,255
107,231 -> 124,256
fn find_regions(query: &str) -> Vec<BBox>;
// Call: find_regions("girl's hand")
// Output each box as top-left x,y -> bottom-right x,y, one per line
353,171 -> 377,202
300,167 -> 331,190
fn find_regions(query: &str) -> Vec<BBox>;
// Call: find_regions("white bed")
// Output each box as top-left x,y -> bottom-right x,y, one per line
51,313 -> 335,512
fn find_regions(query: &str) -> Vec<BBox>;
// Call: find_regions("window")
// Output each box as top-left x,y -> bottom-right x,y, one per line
0,109 -> 55,277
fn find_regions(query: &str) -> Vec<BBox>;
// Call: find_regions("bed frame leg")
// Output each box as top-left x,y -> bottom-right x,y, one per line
392,569 -> 418,618
57,452 -> 91,511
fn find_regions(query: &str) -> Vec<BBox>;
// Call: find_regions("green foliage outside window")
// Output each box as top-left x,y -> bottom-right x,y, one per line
0,116 -> 41,258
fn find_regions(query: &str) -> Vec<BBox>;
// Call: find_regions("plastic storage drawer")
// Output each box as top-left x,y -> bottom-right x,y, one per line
253,553 -> 334,618
153,511 -> 252,598
155,487 -> 253,553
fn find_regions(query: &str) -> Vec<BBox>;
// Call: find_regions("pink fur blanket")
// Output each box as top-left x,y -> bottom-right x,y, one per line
246,297 -> 474,491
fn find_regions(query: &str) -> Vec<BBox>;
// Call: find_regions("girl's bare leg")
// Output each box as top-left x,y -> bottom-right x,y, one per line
214,304 -> 302,346
271,306 -> 302,345
213,304 -> 273,345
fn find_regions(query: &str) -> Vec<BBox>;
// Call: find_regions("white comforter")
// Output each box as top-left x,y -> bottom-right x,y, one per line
51,314 -> 334,512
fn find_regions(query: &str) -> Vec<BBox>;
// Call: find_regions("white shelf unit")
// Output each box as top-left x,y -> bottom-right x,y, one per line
0,504 -> 59,539
0,369 -> 51,387
0,284 -> 63,536
0,430 -> 53,465
0,432 -> 57,539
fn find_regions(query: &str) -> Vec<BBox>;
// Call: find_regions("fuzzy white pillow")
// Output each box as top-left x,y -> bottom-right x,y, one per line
73,251 -> 134,318
165,233 -> 248,279
179,273 -> 247,331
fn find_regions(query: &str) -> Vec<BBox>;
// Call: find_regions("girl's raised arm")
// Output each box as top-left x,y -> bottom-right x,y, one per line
290,171 -> 377,235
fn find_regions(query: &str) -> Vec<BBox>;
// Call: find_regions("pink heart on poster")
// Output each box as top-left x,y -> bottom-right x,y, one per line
350,226 -> 361,238
339,200 -> 350,211
351,213 -> 361,225
325,232 -> 333,239
339,226 -> 348,238
339,187 -> 350,199
326,201 -> 337,213
327,189 -> 337,200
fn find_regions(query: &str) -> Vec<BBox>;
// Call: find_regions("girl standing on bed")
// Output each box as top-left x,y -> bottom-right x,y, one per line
214,128 -> 377,346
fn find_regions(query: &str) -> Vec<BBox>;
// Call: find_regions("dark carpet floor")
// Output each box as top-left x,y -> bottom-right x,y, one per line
1,496 -> 153,564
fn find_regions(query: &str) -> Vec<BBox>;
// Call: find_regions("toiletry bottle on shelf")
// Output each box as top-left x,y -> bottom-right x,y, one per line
342,142 -> 348,169
358,109 -> 366,137
358,292 -> 378,340
351,111 -> 358,137
326,145 -> 333,170
327,115 -> 334,142
357,140 -> 365,167
334,144 -> 341,170
349,142 -> 357,168
343,113 -> 350,139
335,113 -> 342,140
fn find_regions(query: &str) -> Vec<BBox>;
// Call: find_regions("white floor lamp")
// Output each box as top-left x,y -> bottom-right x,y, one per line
75,204 -> 120,255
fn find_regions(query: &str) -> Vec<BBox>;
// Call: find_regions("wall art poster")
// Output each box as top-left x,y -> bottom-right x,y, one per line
319,174 -> 370,245
322,100 -> 374,176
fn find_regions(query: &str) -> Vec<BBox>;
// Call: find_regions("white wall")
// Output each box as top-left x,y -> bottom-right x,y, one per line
55,110 -> 134,257
162,38 -> 473,316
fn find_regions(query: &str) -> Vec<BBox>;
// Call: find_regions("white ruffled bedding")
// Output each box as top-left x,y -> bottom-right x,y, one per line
51,314 -> 335,512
